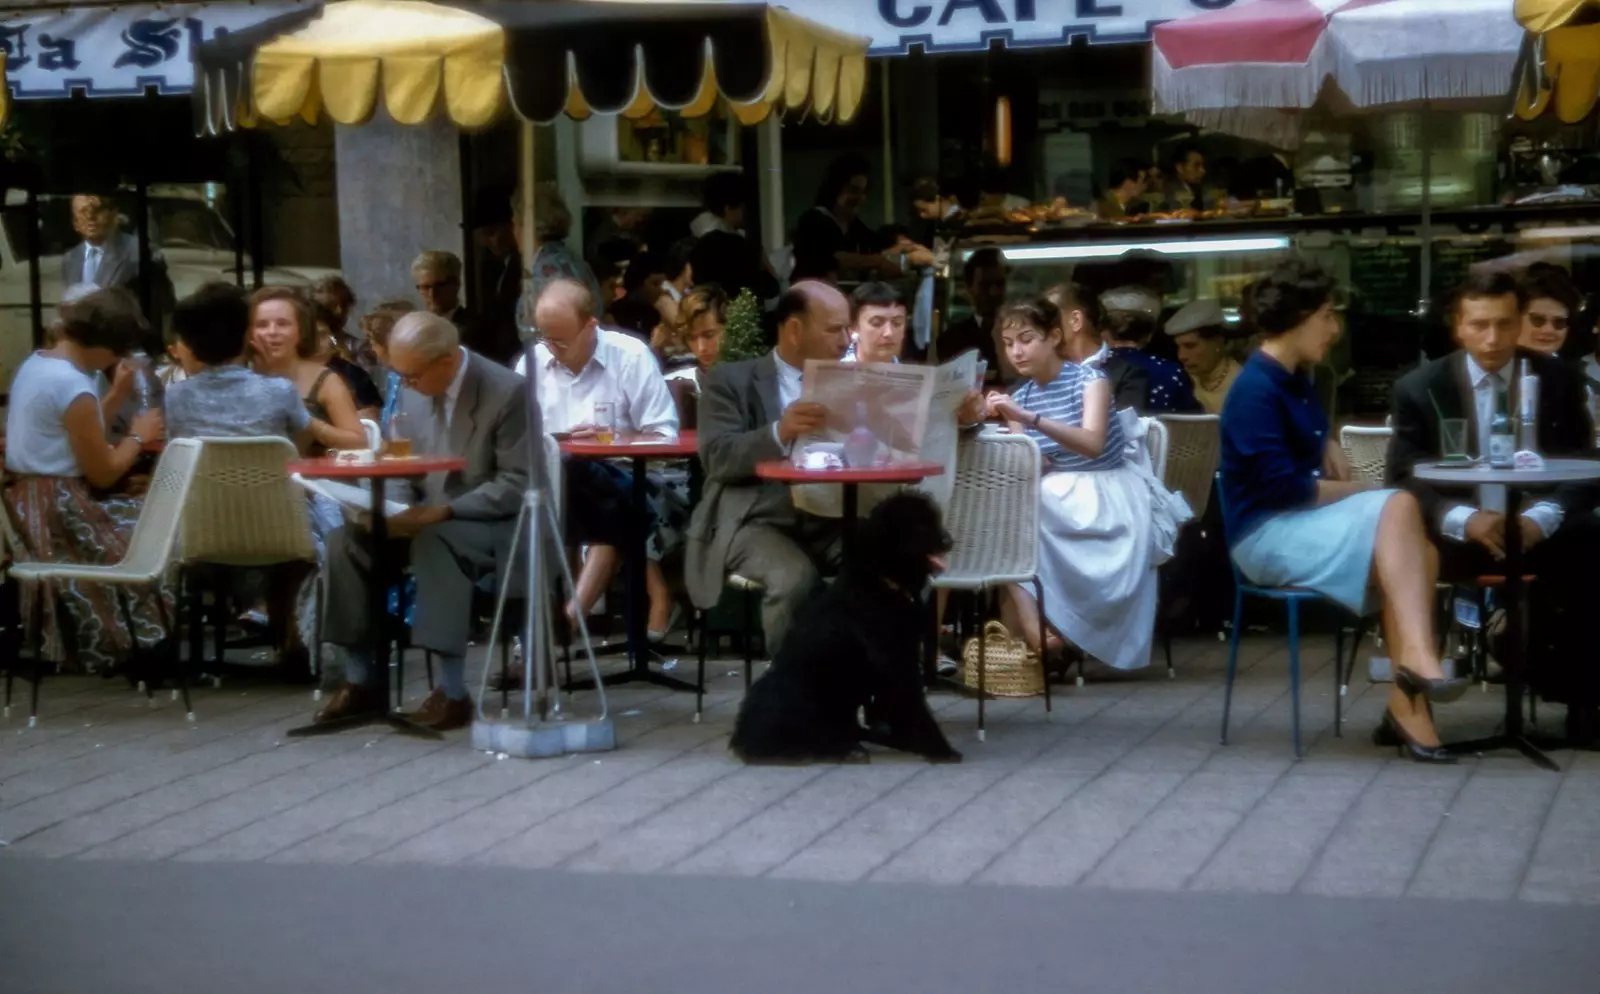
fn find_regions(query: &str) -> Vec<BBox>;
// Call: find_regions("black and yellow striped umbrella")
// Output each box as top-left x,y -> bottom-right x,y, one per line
193,0 -> 869,133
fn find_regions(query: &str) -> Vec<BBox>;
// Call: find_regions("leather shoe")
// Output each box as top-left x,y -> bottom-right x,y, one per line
403,688 -> 474,731
314,683 -> 385,724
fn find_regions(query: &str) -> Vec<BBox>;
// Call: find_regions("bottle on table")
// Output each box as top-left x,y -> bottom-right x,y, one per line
1489,381 -> 1515,469
842,401 -> 880,468
1517,357 -> 1540,454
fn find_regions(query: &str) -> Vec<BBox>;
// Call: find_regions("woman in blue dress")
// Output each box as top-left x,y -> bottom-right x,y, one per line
1220,260 -> 1465,763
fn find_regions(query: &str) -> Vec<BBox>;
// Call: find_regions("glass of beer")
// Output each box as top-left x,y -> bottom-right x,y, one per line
593,402 -> 617,445
386,410 -> 414,458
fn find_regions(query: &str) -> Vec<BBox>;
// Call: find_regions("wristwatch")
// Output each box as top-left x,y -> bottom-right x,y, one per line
1030,412 -> 1043,428
126,432 -> 146,446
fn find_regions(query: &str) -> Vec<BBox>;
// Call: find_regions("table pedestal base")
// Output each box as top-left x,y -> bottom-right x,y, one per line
284,709 -> 442,740
564,666 -> 698,694
1445,732 -> 1560,771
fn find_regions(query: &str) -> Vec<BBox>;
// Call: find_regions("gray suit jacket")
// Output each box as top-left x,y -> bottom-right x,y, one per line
394,350 -> 528,520
63,232 -> 141,289
684,353 -> 794,608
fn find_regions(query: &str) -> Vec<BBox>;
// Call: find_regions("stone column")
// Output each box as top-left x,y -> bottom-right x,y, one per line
333,112 -> 462,313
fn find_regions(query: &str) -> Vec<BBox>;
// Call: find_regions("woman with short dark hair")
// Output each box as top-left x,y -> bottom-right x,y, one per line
1220,260 -> 1462,762
983,298 -> 1189,672
3,288 -> 170,672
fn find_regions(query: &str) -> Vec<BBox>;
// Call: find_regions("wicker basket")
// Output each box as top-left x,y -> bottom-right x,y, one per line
961,621 -> 1045,698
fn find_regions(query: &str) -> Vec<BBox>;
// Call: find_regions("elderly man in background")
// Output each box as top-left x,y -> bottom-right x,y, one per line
313,311 -> 529,732
63,194 -> 142,290
1166,298 -> 1241,415
517,278 -> 682,636
412,250 -> 472,329
686,281 -> 850,654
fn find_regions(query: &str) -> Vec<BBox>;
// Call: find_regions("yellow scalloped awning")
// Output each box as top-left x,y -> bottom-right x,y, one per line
248,0 -> 506,127
1515,0 -> 1600,120
554,8 -> 868,125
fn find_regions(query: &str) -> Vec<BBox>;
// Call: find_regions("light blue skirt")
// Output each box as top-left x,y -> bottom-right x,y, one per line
1230,489 -> 1397,614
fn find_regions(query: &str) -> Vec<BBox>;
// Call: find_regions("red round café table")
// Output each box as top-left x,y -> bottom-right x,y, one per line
754,459 -> 945,553
559,432 -> 698,692
284,454 -> 466,739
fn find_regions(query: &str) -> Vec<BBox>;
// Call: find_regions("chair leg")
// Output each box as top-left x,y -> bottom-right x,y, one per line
1031,577 -> 1051,716
1220,591 -> 1244,745
976,597 -> 987,743
154,592 -> 193,721
741,588 -> 755,690
1288,599 -> 1302,760
312,570 -> 327,702
694,608 -> 707,723
1334,625 -> 1345,738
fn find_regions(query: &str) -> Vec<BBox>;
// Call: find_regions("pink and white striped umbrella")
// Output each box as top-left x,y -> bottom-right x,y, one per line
1153,0 -> 1522,118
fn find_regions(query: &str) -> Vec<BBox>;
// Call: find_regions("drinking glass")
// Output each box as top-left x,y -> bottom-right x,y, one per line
593,402 -> 617,445
1439,417 -> 1469,462
386,409 -> 414,458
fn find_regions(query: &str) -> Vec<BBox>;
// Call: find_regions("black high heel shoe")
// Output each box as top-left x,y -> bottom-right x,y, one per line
1395,666 -> 1470,705
1373,711 -> 1457,764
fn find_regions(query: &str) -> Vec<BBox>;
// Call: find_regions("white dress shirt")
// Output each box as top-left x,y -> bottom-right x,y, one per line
770,349 -> 803,449
517,328 -> 678,440
1439,355 -> 1561,542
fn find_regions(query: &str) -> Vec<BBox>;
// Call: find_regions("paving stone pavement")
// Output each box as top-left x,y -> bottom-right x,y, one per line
3,635 -> 1599,905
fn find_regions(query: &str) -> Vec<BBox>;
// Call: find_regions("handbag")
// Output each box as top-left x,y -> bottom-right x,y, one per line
960,621 -> 1045,698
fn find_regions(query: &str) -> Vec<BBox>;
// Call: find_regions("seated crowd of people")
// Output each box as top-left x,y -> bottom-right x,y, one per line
5,208 -> 1597,756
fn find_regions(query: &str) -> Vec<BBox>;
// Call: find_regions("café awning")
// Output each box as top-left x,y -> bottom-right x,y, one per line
193,0 -> 869,133
1513,0 -> 1600,120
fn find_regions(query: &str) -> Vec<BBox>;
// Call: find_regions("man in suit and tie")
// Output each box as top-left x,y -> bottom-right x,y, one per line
62,194 -> 143,290
313,311 -> 529,731
685,281 -> 849,654
1388,269 -> 1600,744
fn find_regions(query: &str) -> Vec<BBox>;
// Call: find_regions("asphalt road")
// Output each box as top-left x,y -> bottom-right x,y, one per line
5,857 -> 1599,993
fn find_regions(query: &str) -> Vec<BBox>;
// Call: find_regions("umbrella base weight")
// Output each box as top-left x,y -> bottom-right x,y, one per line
471,717 -> 616,759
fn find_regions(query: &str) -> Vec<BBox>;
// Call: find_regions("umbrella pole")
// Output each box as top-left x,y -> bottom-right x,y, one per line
1417,105 -> 1433,317
881,60 -> 893,227
758,115 -> 784,258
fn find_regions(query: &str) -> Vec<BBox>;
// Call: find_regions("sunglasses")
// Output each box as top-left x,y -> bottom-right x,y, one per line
1527,313 -> 1570,332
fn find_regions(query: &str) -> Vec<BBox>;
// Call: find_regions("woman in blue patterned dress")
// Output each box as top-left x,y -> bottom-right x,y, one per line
984,298 -> 1183,672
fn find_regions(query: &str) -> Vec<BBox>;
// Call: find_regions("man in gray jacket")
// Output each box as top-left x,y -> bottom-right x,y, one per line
314,311 -> 529,731
684,282 -> 849,653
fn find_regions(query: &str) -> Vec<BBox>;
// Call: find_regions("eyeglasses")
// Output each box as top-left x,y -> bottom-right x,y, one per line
1528,313 -> 1570,332
416,280 -> 459,293
395,354 -> 446,387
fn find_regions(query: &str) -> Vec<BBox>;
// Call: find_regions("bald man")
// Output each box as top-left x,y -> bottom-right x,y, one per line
685,281 -> 850,653
515,277 -> 679,632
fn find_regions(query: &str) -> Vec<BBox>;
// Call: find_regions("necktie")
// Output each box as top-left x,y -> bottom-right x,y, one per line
424,395 -> 450,505
83,245 -> 100,285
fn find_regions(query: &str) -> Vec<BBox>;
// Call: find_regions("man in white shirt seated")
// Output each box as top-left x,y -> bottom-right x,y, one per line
517,278 -> 682,632
843,282 -> 907,365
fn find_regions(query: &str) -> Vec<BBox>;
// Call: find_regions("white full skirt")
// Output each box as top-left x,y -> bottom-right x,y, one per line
1036,464 -> 1173,671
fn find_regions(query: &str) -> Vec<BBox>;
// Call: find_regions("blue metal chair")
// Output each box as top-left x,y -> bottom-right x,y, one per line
1215,473 -> 1374,757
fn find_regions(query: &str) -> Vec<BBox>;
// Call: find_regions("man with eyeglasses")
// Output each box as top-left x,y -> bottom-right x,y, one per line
312,310 -> 529,732
412,250 -> 471,331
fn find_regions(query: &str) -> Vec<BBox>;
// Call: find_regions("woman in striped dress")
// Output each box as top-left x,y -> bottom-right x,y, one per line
984,298 -> 1176,672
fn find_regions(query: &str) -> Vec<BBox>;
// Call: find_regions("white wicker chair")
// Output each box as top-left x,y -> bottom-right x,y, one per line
932,431 -> 1048,740
180,437 -> 315,685
1142,417 -> 1170,481
1157,414 -> 1221,520
1340,425 -> 1393,485
1154,414 -> 1222,678
5,439 -> 204,726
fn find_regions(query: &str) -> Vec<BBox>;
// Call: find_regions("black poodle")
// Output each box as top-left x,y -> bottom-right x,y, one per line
729,490 -> 962,765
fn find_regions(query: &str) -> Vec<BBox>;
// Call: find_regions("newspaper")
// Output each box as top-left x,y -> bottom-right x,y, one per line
791,352 -> 978,517
291,475 -> 411,519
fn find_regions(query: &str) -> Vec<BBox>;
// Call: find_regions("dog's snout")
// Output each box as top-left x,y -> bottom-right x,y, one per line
928,553 -> 949,575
